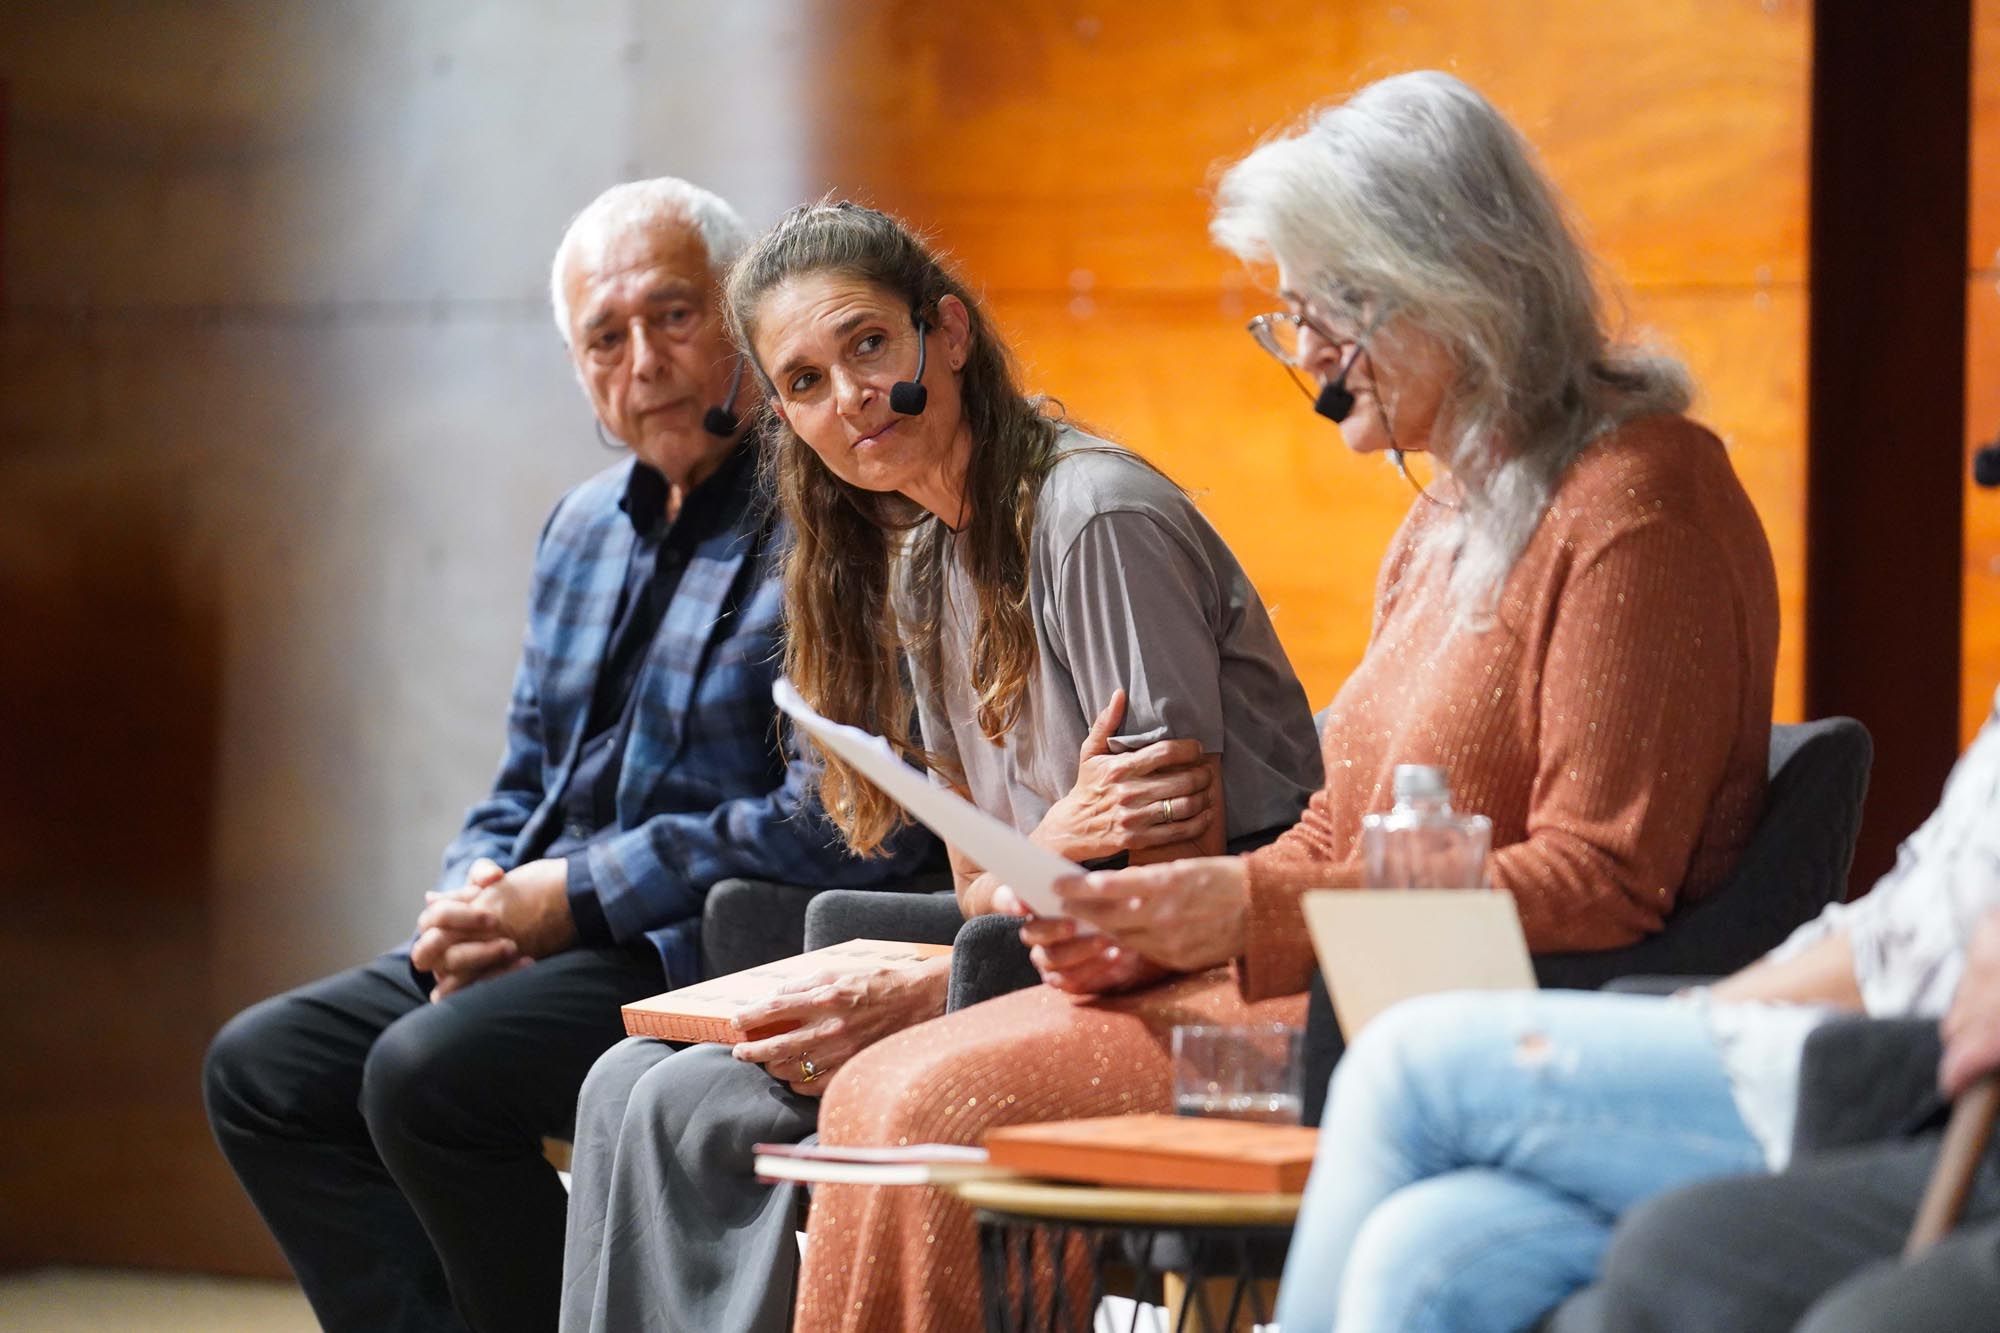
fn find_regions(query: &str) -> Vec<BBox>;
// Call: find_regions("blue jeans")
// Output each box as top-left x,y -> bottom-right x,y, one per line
1274,990 -> 1768,1333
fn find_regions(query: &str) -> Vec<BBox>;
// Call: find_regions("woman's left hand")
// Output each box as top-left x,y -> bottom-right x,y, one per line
730,959 -> 949,1097
1053,856 -> 1251,974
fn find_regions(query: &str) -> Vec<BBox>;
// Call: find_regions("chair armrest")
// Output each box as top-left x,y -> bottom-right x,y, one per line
946,914 -> 1041,1011
700,878 -> 820,979
1792,1016 -> 1945,1158
801,880 -> 959,952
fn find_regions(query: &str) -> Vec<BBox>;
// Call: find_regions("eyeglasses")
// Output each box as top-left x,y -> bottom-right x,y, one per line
1246,310 -> 1367,403
1244,311 -> 1457,509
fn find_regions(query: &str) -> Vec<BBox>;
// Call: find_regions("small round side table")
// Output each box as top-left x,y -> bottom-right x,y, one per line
949,1176 -> 1301,1333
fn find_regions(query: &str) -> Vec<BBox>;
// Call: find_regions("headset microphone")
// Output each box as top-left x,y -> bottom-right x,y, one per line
702,358 -> 746,437
889,318 -> 929,416
1313,354 -> 1357,424
1314,374 -> 1355,424
1976,439 -> 2000,489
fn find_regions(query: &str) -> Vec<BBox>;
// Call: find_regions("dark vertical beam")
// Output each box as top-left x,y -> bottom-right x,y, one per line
1806,2 -> 1970,893
1,78 -> 9,308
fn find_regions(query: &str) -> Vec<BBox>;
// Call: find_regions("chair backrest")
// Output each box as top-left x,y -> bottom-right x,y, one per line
1531,715 -> 1873,989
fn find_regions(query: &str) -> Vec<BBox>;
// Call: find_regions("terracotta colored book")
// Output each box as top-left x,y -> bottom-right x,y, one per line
620,938 -> 953,1043
983,1114 -> 1320,1194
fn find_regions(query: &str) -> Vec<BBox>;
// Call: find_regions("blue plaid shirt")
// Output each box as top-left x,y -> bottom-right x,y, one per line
435,449 -> 936,985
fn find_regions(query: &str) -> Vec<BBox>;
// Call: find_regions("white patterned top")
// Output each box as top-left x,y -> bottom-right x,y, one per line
1703,684 -> 2000,1167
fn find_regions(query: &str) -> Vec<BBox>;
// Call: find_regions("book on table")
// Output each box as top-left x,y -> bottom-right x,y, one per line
621,938 -> 954,1044
982,1114 -> 1321,1194
750,1141 -> 1013,1187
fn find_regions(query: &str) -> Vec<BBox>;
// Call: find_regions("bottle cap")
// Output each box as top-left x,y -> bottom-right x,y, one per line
1392,764 -> 1450,804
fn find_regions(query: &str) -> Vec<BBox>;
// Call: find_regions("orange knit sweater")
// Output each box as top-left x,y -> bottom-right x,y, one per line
1240,414 -> 1780,1000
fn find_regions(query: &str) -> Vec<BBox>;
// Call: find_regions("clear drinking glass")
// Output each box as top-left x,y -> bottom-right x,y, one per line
1170,1022 -> 1305,1125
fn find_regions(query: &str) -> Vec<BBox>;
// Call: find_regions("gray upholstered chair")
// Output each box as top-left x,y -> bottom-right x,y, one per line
1530,716 -> 1874,988
697,873 -> 953,980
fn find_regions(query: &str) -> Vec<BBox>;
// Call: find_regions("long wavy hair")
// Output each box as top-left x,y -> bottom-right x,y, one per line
1211,71 -> 1691,614
725,202 -> 1063,855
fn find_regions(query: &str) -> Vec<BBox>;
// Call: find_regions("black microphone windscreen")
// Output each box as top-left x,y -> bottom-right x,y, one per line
703,405 -> 740,437
1314,379 -> 1355,424
890,381 -> 928,416
1975,443 -> 2000,489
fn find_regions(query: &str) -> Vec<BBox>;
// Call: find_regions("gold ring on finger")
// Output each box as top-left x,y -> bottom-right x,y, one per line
799,1056 -> 820,1084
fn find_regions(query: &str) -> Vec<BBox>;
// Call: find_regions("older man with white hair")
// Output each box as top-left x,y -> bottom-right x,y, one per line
202,178 -> 934,1333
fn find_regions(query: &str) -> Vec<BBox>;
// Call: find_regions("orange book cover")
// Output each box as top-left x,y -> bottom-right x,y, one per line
620,938 -> 953,1043
982,1114 -> 1320,1194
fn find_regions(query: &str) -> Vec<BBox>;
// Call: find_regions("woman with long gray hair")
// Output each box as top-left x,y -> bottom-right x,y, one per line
786,71 -> 1780,1330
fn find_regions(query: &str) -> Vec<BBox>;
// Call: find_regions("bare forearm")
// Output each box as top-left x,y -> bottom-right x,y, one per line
949,843 -> 997,917
1707,930 -> 1863,1009
906,953 -> 953,1018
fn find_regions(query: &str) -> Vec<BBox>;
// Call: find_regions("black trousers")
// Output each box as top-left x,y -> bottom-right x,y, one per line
1549,1135 -> 2000,1333
203,945 -> 665,1333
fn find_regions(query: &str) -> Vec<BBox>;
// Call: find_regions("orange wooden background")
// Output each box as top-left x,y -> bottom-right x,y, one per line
2,0 -> 1995,1280
800,0 -> 1812,722
1967,2 -> 2000,740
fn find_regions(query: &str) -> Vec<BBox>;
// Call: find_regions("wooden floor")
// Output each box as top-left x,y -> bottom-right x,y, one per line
0,1269 -> 1260,1333
0,1269 -> 315,1332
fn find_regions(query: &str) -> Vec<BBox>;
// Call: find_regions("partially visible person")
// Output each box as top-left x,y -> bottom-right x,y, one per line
1551,905 -> 2000,1333
1548,450 -> 2000,1333
202,178 -> 934,1333
791,68 -> 1782,1333
1274,675 -> 2000,1333
556,199 -> 1321,1333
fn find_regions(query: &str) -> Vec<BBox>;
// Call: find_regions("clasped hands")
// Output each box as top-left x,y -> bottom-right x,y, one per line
411,857 -> 578,1001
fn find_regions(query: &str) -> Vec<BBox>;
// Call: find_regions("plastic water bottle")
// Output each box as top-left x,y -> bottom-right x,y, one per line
1360,765 -> 1492,889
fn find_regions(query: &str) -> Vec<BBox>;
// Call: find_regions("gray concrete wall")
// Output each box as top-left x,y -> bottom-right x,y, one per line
0,0 -> 819,1271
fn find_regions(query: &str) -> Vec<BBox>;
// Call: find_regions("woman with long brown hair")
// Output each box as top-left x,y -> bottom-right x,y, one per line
556,200 -> 1318,1333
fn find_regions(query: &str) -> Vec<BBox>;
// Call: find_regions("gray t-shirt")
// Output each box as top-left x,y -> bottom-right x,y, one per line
899,429 -> 1321,842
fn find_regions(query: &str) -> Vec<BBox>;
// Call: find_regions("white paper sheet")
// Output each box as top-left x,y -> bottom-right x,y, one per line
773,679 -> 1087,921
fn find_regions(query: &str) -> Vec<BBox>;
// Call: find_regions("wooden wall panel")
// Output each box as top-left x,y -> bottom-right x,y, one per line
1968,0 -> 2000,741
1973,0 -> 1999,270
799,0 -> 1809,717
1969,274 -> 2000,740
800,0 -> 1805,288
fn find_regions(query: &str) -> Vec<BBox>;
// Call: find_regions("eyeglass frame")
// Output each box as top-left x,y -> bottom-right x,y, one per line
1245,310 -> 1368,404
1242,307 -> 1457,508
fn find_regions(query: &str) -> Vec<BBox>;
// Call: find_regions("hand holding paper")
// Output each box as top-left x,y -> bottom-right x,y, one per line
773,679 -> 1088,922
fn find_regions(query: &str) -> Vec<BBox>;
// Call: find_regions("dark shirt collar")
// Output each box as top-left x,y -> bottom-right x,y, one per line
617,438 -> 756,541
